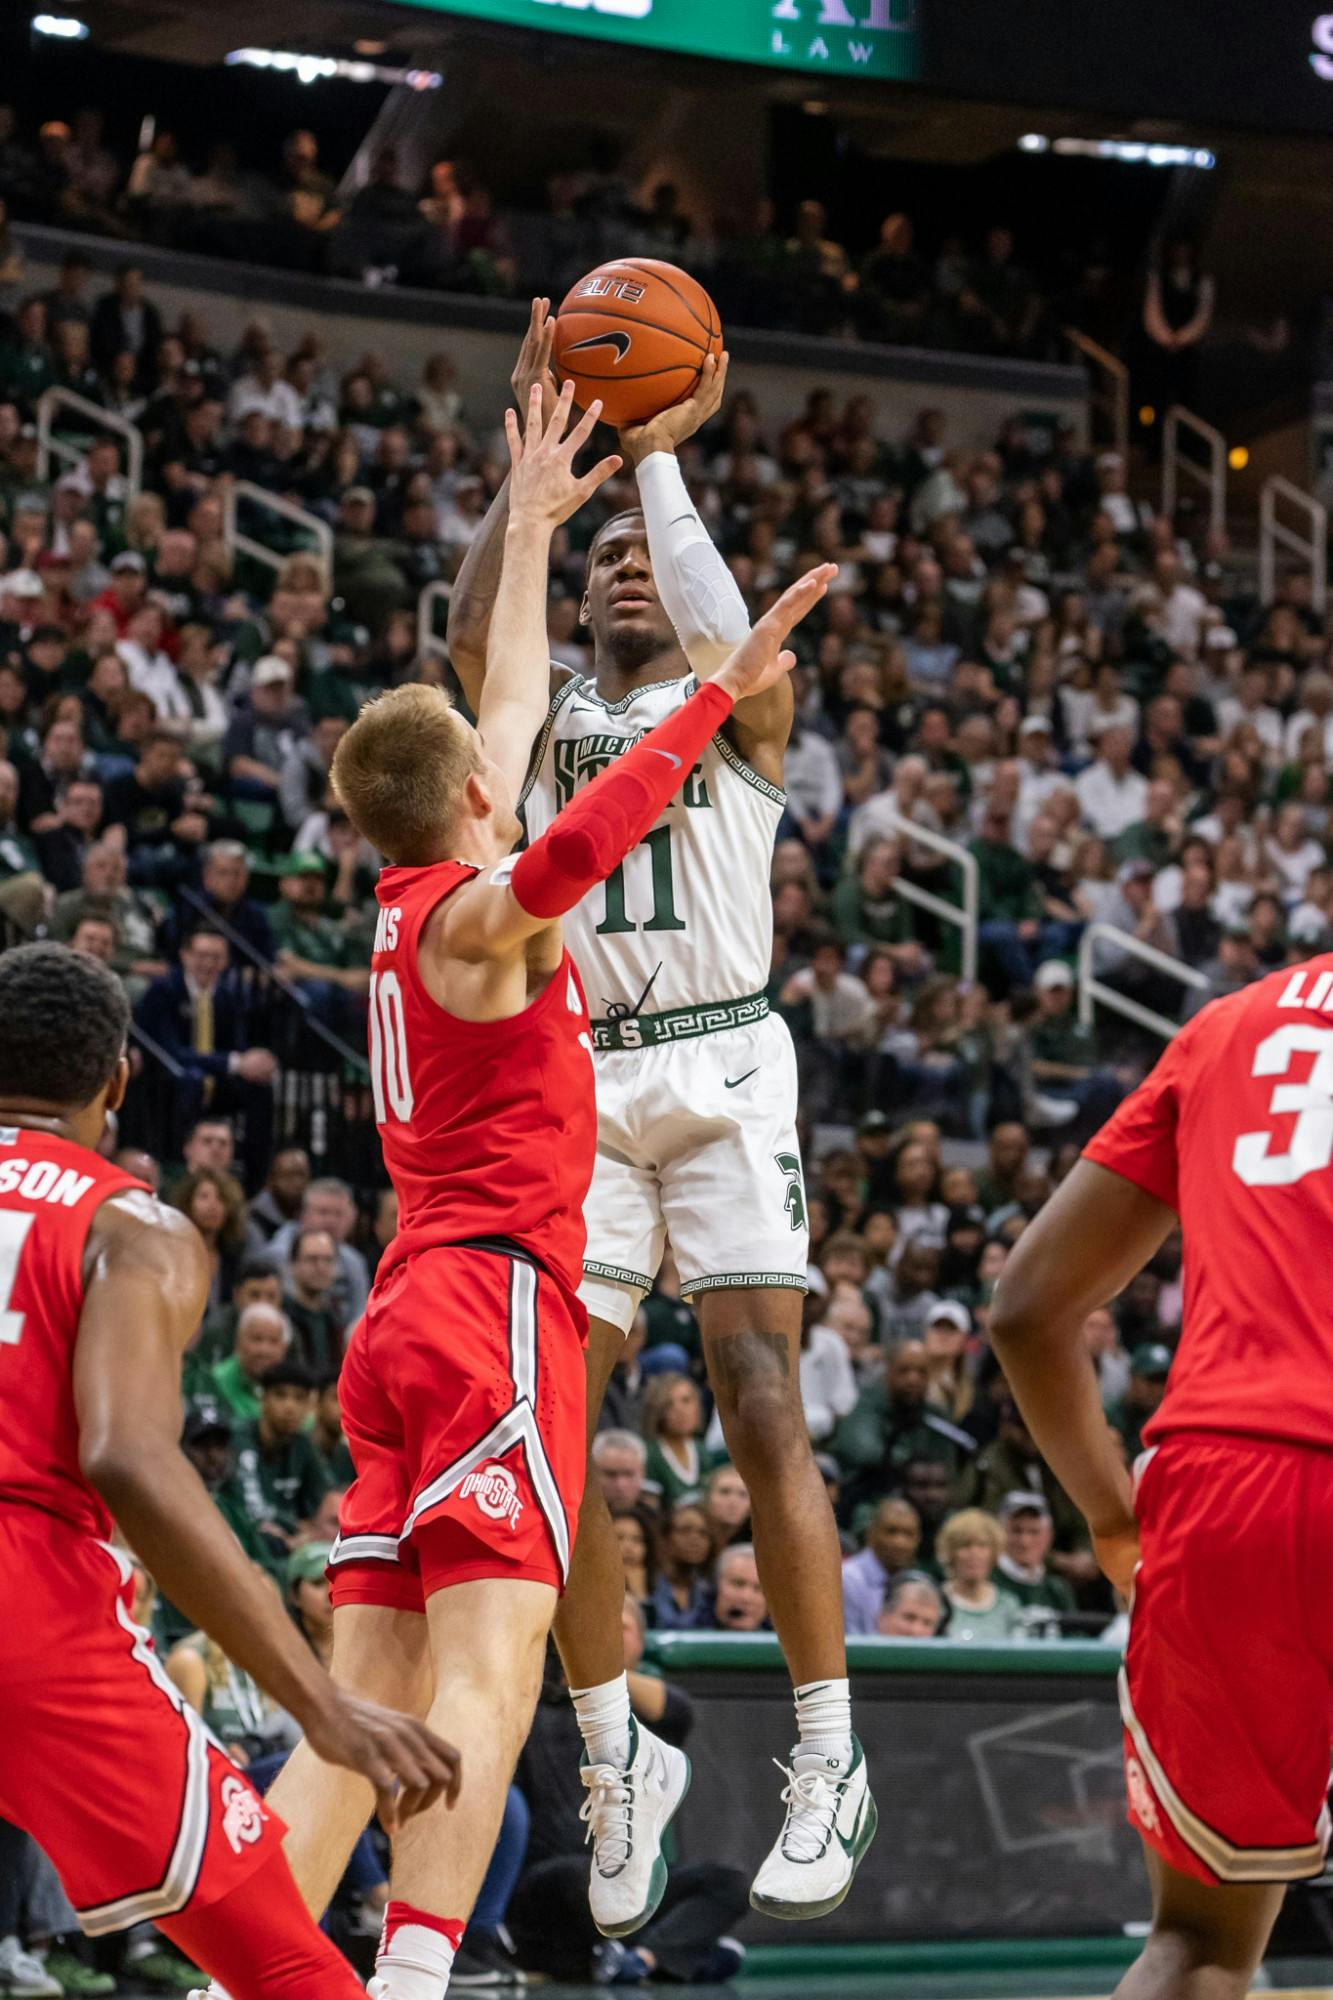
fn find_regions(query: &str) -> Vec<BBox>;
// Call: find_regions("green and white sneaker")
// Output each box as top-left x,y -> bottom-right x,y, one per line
749,1735 -> 877,1921
579,1715 -> 691,1939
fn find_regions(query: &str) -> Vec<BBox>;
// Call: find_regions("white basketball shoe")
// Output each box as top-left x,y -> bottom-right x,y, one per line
749,1734 -> 877,1920
579,1715 -> 691,1938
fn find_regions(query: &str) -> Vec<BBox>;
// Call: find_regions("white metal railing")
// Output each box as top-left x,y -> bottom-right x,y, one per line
1259,475 -> 1328,615
417,579 -> 452,666
1077,923 -> 1208,1042
1064,327 -> 1129,465
222,481 -> 333,581
883,810 -> 978,986
1162,405 -> 1226,538
36,388 -> 143,499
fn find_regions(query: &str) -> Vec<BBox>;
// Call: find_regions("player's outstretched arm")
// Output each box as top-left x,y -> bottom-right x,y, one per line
990,1159 -> 1177,1592
478,380 -> 621,798
73,1193 -> 462,1831
447,299 -> 560,715
619,354 -> 794,773
444,561 -> 836,964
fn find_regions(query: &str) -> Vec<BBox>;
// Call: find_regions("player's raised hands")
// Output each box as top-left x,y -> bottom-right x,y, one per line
511,296 -> 560,427
505,378 -> 622,530
713,563 -> 838,703
617,350 -> 730,466
305,1687 -> 463,1833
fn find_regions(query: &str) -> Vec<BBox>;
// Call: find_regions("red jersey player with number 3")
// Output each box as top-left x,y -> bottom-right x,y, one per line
0,943 -> 461,2000
991,958 -> 1333,1999
237,383 -> 836,2000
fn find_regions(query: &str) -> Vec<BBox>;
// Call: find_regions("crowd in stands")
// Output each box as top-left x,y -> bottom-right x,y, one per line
0,241 -> 1327,1987
0,101 -> 1164,358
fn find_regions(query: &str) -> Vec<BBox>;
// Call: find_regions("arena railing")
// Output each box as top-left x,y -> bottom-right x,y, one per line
416,579 -> 452,671
1162,405 -> 1227,538
1077,922 -> 1208,1042
222,481 -> 334,590
172,888 -> 379,1184
883,812 -> 979,985
36,388 -> 144,500
1259,474 -> 1328,614
1063,327 -> 1129,464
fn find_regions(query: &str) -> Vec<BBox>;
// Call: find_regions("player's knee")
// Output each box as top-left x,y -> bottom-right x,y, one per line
716,1370 -> 807,1479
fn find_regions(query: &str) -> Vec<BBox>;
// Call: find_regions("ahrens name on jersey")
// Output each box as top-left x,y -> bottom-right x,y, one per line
0,1132 -> 143,1539
1086,952 -> 1333,1452
368,860 -> 596,1301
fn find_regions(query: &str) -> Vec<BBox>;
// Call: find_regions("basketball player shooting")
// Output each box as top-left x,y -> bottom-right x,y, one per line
449,302 -> 876,1929
208,383 -> 836,2000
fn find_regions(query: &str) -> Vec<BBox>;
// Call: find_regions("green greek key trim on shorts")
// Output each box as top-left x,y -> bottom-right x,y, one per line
583,1260 -> 654,1292
680,1272 -> 809,1296
711,729 -> 786,808
517,672 -> 581,811
589,991 -> 769,1052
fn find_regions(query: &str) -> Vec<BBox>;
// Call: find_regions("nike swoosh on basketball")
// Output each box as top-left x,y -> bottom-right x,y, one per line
725,1069 -> 759,1089
566,331 -> 632,363
649,749 -> 682,770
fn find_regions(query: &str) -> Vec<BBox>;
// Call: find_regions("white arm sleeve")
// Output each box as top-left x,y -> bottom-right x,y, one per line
636,449 -> 751,677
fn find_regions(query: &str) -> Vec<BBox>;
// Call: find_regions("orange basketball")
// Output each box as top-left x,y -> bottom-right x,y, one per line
554,258 -> 723,429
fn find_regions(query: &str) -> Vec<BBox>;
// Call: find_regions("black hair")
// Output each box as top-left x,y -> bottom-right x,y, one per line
236,1258 -> 279,1287
0,943 -> 128,1107
259,1359 -> 316,1393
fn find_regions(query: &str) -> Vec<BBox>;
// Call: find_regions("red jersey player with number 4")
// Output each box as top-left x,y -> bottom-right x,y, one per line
233,383 -> 836,2000
0,943 -> 460,2000
991,958 -> 1333,1999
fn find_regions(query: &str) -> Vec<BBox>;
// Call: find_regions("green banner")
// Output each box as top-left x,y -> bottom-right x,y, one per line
392,0 -> 919,82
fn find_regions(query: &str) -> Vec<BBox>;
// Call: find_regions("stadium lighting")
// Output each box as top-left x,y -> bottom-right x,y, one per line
224,47 -> 442,89
32,14 -> 89,36
1017,133 -> 1214,169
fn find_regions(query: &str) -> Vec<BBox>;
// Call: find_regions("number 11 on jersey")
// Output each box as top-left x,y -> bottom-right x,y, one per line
596,826 -> 685,936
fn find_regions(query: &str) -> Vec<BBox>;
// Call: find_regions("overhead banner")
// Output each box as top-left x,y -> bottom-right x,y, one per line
389,0 -> 921,83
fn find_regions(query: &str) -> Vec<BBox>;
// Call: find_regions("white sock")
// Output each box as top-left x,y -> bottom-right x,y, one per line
793,1677 -> 853,1766
571,1672 -> 633,1768
371,1920 -> 457,2000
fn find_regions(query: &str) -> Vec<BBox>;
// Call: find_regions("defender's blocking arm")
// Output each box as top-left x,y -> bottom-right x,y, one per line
447,299 -> 560,715
476,381 -> 620,799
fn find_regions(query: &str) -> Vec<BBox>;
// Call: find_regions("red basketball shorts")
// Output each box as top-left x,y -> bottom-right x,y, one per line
1121,1432 -> 1333,1886
329,1243 -> 587,1613
0,1507 -> 284,1934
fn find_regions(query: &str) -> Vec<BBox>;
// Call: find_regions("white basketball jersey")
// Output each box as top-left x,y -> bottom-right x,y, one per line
520,672 -> 783,1017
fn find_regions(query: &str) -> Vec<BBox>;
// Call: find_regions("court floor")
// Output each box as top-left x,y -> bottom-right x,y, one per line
538,1973 -> 1333,2000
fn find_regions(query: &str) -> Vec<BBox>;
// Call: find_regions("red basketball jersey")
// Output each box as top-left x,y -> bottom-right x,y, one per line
0,1131 -> 143,1539
368,862 -> 596,1300
1085,954 -> 1333,1450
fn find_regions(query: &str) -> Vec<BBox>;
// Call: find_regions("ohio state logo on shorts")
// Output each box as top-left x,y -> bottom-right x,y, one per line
220,1774 -> 266,1854
1125,1755 -> 1162,1835
459,1462 -> 524,1532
